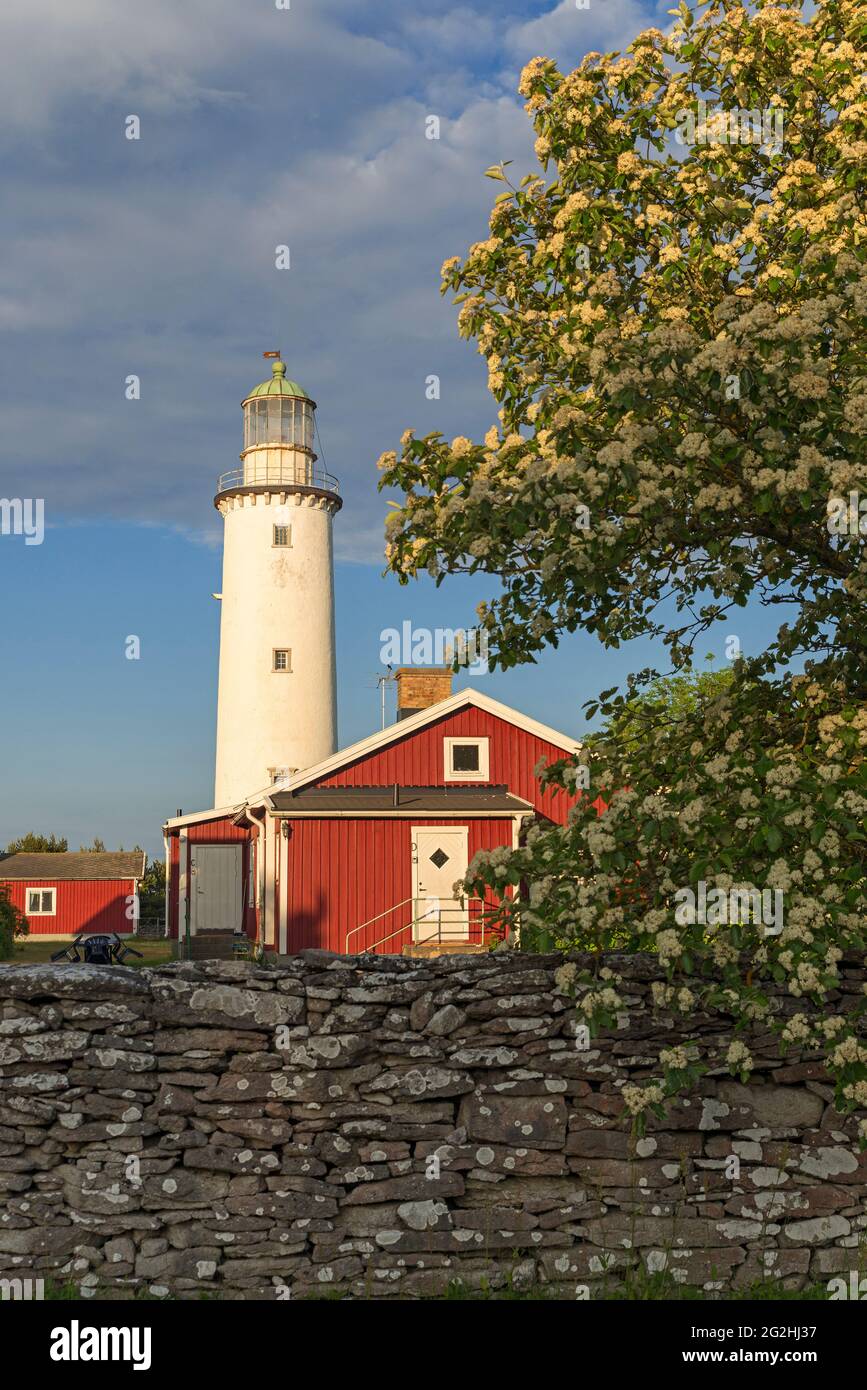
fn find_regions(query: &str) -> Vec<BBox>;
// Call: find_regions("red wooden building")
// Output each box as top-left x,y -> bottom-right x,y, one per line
0,851 -> 146,938
165,671 -> 588,956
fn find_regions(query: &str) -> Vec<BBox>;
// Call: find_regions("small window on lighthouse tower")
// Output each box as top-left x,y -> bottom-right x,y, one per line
273,649 -> 292,672
273,525 -> 292,547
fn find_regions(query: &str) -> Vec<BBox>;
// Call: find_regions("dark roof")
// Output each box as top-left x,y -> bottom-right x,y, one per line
0,851 -> 146,881
270,785 -> 532,813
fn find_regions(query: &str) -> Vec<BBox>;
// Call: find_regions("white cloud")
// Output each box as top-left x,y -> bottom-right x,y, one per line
0,0 -> 661,561
505,0 -> 664,67
0,0 -> 408,135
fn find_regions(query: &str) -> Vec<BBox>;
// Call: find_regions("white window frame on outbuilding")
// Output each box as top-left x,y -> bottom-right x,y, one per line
443,736 -> 489,782
25,887 -> 56,916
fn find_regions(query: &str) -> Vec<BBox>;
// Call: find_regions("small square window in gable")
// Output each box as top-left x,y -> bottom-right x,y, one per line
452,743 -> 480,772
444,736 -> 489,782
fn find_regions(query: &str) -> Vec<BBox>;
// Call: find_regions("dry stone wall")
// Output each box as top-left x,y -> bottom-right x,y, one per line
1,952 -> 865,1300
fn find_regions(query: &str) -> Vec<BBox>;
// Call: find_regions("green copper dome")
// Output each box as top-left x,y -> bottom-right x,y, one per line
244,359 -> 310,401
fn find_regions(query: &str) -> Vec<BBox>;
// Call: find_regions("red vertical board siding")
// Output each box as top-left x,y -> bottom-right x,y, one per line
186,819 -> 249,843
167,833 -> 180,938
273,824 -> 280,951
315,707 -> 577,823
282,816 -> 514,954
3,879 -> 136,936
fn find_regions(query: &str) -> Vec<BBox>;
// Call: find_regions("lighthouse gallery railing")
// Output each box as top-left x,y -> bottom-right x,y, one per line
216,464 -> 340,496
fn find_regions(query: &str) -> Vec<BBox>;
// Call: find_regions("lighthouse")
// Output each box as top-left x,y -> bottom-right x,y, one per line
213,357 -> 341,806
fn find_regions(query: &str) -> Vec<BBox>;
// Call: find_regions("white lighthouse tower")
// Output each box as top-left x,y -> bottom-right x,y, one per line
213,357 -> 341,806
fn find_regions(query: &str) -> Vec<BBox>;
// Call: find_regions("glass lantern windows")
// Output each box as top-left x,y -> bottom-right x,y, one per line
243,396 -> 314,450
244,399 -> 269,449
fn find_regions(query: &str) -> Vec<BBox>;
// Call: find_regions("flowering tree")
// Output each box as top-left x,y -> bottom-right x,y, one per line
378,0 -> 867,1134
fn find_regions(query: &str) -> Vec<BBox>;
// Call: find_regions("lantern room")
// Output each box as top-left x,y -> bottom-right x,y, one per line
224,358 -> 335,494
242,362 -> 316,452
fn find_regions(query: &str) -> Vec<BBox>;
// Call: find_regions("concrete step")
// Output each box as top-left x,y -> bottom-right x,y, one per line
188,931 -> 237,960
402,942 -> 489,959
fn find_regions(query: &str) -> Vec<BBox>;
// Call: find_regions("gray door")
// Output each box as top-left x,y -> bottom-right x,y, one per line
190,844 -> 242,934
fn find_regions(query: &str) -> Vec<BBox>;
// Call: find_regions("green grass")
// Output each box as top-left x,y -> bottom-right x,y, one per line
304,1269 -> 835,1301
428,1273 -> 833,1301
42,1280 -> 83,1300
7,936 -> 175,967
603,1272 -> 831,1302
32,1269 -> 837,1302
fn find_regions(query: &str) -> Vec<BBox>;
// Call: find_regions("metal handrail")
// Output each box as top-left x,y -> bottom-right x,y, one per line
345,897 -> 416,953
217,465 -> 340,496
358,909 -> 439,955
359,911 -> 490,957
347,899 -> 489,957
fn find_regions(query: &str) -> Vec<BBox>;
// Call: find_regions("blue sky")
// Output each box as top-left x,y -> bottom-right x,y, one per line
0,0 -> 782,859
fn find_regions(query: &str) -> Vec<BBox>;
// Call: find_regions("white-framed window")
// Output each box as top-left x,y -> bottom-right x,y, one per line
273,649 -> 292,672
268,766 -> 291,784
273,524 -> 292,547
26,887 -> 56,916
444,736 -> 489,782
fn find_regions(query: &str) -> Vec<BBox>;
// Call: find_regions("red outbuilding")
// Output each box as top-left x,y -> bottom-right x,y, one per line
0,851 -> 146,938
165,671 -> 595,957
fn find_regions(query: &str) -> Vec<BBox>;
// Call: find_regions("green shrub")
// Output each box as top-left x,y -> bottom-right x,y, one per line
0,885 -> 28,959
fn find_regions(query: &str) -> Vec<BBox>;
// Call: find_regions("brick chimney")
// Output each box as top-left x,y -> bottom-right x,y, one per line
394,667 -> 453,721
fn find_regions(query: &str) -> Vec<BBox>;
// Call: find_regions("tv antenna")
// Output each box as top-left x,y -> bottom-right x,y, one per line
365,667 -> 395,730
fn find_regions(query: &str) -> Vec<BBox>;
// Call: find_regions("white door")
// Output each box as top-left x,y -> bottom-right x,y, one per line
190,844 -> 242,934
412,827 -> 469,941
